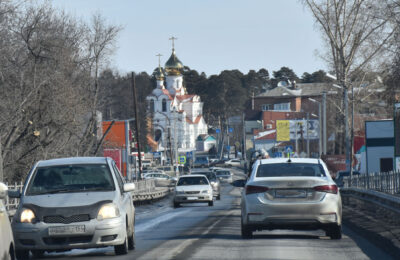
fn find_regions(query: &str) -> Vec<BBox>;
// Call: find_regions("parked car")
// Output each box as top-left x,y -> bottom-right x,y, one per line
192,171 -> 221,200
193,157 -> 209,168
173,175 -> 213,208
215,170 -> 233,183
335,170 -> 361,188
235,158 -> 342,239
10,157 -> 136,259
0,182 -> 15,260
224,159 -> 241,167
144,172 -> 177,187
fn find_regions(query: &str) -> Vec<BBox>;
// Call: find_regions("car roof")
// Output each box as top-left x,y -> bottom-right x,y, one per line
36,157 -> 109,167
257,158 -> 322,165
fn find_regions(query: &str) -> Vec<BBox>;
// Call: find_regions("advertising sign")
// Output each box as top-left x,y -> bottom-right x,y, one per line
276,120 -> 290,141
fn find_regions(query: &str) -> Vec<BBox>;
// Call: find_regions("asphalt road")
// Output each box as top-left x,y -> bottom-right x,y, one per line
37,168 -> 394,260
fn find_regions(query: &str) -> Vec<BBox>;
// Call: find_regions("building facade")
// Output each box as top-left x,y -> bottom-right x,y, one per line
146,45 -> 208,153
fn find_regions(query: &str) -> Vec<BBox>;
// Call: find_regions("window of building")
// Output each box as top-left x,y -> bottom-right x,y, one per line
149,99 -> 155,113
261,104 -> 272,111
162,99 -> 167,112
274,102 -> 290,111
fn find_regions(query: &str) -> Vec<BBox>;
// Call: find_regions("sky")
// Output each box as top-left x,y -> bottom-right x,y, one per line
52,0 -> 326,78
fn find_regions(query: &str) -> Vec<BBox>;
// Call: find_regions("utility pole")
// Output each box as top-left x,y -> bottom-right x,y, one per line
131,72 -> 143,180
322,92 -> 327,155
306,113 -> 310,157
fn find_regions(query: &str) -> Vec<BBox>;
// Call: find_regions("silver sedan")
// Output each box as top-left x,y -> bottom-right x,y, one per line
237,158 -> 342,239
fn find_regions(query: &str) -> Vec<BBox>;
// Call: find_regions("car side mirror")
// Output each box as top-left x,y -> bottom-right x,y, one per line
123,183 -> 135,192
0,182 -> 8,199
7,189 -> 21,199
231,179 -> 246,188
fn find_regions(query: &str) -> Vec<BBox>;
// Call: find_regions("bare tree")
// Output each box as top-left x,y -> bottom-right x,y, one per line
77,13 -> 122,156
303,0 -> 398,154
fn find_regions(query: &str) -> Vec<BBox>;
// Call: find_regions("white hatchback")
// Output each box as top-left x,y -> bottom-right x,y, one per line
0,182 -> 15,260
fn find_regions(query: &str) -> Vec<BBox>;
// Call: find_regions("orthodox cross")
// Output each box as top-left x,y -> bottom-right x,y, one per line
169,36 -> 178,50
156,53 -> 162,67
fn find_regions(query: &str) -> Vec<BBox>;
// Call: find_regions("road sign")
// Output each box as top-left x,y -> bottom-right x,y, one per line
226,145 -> 231,151
186,151 -> 193,158
285,145 -> 293,153
153,152 -> 161,158
179,156 -> 186,164
216,129 -> 221,134
228,127 -> 233,133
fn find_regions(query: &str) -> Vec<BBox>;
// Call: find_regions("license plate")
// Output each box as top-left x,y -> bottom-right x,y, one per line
48,225 -> 85,236
275,189 -> 306,198
187,197 -> 197,200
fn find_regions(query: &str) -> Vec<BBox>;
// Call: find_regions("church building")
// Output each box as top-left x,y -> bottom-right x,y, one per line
146,40 -> 208,155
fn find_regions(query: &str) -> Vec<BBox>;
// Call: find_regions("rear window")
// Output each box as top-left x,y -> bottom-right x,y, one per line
195,172 -> 217,181
216,171 -> 230,176
256,163 -> 326,177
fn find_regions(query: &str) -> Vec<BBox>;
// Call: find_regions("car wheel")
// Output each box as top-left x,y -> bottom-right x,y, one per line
326,225 -> 342,239
32,250 -> 45,258
128,217 -> 135,250
114,229 -> 129,255
217,194 -> 221,200
16,250 -> 29,260
241,217 -> 253,239
173,202 -> 180,208
208,201 -> 214,206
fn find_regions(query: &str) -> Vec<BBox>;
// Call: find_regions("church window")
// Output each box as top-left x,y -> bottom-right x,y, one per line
162,99 -> 167,112
149,99 -> 155,113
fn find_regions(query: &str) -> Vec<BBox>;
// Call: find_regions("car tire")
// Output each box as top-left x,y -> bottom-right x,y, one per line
173,202 -> 180,208
114,230 -> 129,255
208,201 -> 213,206
241,217 -> 253,239
217,194 -> 221,200
32,250 -> 45,258
326,225 -> 342,239
128,221 -> 135,250
16,250 -> 29,260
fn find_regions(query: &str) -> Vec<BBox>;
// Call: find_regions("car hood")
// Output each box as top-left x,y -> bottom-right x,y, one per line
175,185 -> 210,192
21,191 -> 116,208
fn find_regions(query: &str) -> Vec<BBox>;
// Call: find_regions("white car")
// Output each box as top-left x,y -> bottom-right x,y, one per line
225,159 -> 241,167
173,175 -> 213,208
0,182 -> 15,260
10,157 -> 136,259
237,158 -> 342,239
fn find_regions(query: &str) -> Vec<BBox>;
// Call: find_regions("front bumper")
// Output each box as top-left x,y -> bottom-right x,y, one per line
174,194 -> 213,203
12,216 -> 126,251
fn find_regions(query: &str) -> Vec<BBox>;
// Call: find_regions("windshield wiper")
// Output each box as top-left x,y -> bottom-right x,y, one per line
30,189 -> 75,195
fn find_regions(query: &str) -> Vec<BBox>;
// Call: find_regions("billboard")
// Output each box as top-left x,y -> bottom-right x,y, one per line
276,120 -> 290,141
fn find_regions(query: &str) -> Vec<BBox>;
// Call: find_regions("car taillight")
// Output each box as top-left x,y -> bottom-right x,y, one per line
245,185 -> 269,195
314,185 -> 338,194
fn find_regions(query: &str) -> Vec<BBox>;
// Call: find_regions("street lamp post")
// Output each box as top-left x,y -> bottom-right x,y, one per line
308,97 -> 323,157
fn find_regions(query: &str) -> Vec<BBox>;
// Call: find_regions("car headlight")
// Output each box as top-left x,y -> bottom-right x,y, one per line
20,208 -> 36,223
97,203 -> 120,220
176,190 -> 185,195
202,190 -> 211,194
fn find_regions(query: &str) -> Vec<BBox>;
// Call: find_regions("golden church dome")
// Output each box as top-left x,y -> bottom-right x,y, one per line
165,49 -> 183,75
155,66 -> 164,80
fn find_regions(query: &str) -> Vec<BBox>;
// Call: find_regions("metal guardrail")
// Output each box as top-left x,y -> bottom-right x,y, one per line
344,171 -> 400,195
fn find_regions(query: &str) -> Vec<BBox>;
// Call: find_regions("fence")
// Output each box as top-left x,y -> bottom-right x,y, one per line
344,171 -> 400,195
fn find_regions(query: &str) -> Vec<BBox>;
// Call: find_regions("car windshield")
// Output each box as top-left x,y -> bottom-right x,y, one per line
177,177 -> 209,186
256,163 -> 326,177
26,164 -> 115,195
216,171 -> 230,176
